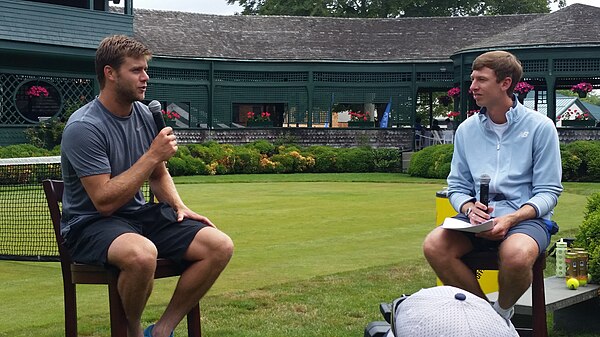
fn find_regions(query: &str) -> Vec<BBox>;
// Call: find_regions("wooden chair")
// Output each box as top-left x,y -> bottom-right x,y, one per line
462,250 -> 547,337
42,179 -> 201,337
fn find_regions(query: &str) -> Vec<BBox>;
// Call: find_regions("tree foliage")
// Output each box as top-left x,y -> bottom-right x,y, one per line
227,0 -> 567,17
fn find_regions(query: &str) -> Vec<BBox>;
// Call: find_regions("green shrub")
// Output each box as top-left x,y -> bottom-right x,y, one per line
372,148 -> 402,173
0,144 -> 55,158
231,147 -> 261,174
560,148 -> 582,181
575,199 -> 600,283
336,148 -> 374,173
305,146 -> 338,173
167,156 -> 208,176
585,193 -> 600,216
270,150 -> 315,173
561,141 -> 600,181
246,140 -> 276,156
408,144 -> 453,179
23,99 -> 84,150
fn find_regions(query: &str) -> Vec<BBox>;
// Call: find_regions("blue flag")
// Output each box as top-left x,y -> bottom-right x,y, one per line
380,97 -> 392,128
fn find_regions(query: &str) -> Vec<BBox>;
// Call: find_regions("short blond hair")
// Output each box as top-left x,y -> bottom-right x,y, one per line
472,51 -> 522,96
95,35 -> 152,89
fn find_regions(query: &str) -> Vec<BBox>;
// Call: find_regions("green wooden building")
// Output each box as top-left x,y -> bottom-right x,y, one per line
1,0 -> 599,148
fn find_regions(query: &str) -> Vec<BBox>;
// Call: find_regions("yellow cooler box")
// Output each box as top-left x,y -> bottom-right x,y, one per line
435,188 -> 499,294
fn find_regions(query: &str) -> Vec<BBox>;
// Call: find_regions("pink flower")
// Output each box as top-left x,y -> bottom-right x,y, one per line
571,82 -> 593,94
26,86 -> 49,98
162,109 -> 180,121
349,111 -> 370,122
447,111 -> 460,119
514,82 -> 534,94
559,108 -> 590,121
447,87 -> 460,98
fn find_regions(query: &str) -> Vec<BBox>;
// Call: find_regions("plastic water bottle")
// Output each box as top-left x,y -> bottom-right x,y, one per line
555,238 -> 567,277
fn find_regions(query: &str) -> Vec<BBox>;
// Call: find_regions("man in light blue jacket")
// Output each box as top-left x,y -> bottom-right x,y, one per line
423,51 -> 563,325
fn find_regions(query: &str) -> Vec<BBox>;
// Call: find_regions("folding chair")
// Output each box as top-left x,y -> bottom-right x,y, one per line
42,179 -> 201,337
462,250 -> 547,337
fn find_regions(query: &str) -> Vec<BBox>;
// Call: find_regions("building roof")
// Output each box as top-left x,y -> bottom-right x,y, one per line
523,92 -> 599,121
131,9 -> 540,62
459,4 -> 600,52
132,3 -> 599,63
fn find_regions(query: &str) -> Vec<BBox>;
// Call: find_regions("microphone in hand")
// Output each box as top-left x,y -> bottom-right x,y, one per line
148,100 -> 165,135
480,174 -> 491,207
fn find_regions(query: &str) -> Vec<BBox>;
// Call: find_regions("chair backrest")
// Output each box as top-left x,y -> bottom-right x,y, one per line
42,179 -> 72,265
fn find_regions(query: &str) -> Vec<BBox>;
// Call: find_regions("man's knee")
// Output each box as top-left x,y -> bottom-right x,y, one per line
499,238 -> 538,272
109,234 -> 158,272
192,229 -> 234,266
213,232 -> 234,264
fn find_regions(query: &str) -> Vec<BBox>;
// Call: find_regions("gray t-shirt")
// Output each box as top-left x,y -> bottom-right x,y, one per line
60,98 -> 158,236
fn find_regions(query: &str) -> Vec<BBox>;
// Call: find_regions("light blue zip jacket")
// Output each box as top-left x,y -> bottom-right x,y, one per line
447,97 -> 563,220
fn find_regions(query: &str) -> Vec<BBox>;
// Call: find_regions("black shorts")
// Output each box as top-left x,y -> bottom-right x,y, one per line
64,202 -> 207,268
451,213 -> 550,254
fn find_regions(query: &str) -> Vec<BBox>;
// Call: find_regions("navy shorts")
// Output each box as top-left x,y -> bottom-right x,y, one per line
64,202 -> 208,268
451,213 -> 550,254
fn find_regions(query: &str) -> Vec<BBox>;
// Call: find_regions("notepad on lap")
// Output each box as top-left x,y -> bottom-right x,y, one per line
442,217 -> 494,233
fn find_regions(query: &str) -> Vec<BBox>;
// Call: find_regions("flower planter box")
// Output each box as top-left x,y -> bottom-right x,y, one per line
561,119 -> 595,127
165,120 -> 178,127
247,121 -> 272,127
348,121 -> 374,128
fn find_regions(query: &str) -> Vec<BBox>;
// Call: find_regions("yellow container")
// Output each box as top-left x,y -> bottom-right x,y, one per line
435,188 -> 499,294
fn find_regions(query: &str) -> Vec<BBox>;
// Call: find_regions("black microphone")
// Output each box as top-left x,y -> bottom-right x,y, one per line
148,100 -> 165,135
480,174 -> 491,207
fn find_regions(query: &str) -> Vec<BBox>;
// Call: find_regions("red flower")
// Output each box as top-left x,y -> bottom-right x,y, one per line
514,82 -> 534,94
162,109 -> 180,121
571,82 -> 593,94
447,111 -> 460,119
447,87 -> 460,98
26,85 -> 49,98
349,111 -> 370,122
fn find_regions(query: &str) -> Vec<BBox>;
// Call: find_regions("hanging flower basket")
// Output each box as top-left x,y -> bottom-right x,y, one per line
438,95 -> 453,107
447,87 -> 460,98
514,82 -> 534,103
571,82 -> 593,98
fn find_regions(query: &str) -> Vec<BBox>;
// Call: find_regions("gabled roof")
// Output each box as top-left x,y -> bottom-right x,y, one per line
132,3 -> 600,63
132,9 -> 541,62
581,101 -> 600,121
459,4 -> 600,52
523,92 -> 599,121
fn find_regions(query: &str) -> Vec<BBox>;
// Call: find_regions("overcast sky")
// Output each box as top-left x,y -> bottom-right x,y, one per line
125,0 -> 597,15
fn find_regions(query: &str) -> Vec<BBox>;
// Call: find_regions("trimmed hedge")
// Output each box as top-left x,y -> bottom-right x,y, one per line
166,142 -> 403,176
407,144 -> 453,179
408,141 -> 600,182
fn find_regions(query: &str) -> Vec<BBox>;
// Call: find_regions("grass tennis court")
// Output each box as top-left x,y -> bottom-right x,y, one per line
0,173 -> 596,337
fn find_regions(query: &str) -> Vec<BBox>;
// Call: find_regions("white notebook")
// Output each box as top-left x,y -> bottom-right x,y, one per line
442,217 -> 494,233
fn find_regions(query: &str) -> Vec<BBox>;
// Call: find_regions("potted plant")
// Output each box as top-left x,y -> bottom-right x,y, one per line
446,111 -> 460,121
347,111 -> 373,127
447,87 -> 460,98
558,108 -> 595,127
26,85 -> 50,112
437,95 -> 452,107
514,82 -> 534,103
571,82 -> 593,98
247,111 -> 272,127
162,109 -> 180,127
448,87 -> 461,110
26,85 -> 49,99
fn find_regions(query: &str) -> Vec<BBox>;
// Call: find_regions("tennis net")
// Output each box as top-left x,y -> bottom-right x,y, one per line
0,156 -> 153,261
0,156 -> 62,261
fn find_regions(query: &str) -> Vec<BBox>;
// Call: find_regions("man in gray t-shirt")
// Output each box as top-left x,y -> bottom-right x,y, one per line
61,35 -> 233,337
